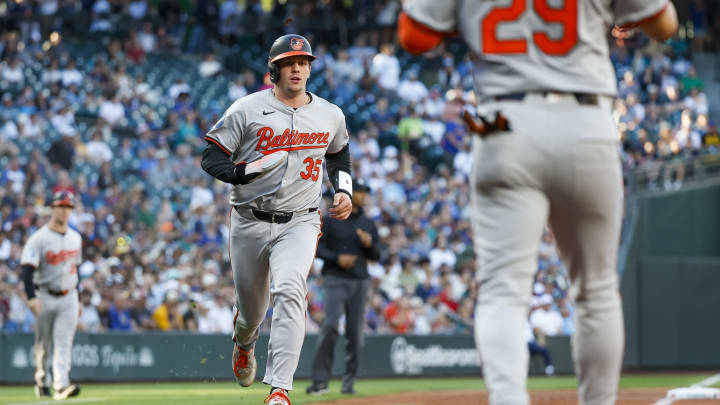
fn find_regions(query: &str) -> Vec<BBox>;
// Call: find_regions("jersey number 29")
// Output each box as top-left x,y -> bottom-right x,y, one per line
483,0 -> 577,55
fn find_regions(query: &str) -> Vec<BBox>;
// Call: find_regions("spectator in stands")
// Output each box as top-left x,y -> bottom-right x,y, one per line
153,290 -> 184,331
371,43 -> 400,92
47,131 -> 76,171
397,70 -> 428,104
228,76 -> 247,100
137,22 -> 157,53
198,53 -> 222,78
168,78 -> 191,100
61,60 -> 83,88
108,291 -> 133,331
384,294 -> 413,334
527,321 -> 555,376
1,57 -> 24,85
98,92 -> 126,127
530,294 -> 563,338
78,290 -> 103,332
84,130 -> 113,164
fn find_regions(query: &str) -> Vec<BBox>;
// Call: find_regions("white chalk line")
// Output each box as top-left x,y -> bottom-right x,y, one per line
651,373 -> 720,405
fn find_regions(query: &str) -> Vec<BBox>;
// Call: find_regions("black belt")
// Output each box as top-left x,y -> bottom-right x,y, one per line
35,285 -> 70,297
494,92 -> 600,106
235,206 -> 318,224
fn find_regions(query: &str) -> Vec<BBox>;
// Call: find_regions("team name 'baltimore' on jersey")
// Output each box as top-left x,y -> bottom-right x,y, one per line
403,0 -> 668,98
205,89 -> 349,212
20,225 -> 82,292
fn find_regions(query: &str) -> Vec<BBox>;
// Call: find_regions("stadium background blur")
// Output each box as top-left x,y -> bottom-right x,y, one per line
0,0 -> 718,347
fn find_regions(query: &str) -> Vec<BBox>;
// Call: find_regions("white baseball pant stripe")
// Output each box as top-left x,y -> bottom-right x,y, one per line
229,207 -> 321,391
34,290 -> 78,390
471,94 -> 624,405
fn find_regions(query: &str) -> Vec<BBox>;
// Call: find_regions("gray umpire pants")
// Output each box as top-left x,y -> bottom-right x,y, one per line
34,290 -> 79,390
310,275 -> 370,390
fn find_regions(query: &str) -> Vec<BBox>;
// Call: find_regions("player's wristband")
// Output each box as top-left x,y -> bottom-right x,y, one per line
337,171 -> 352,197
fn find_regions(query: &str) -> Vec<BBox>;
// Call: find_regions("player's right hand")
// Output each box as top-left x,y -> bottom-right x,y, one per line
338,254 -> 358,269
28,298 -> 42,316
234,151 -> 289,185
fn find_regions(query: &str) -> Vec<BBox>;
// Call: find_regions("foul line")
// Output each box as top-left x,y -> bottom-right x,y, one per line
651,373 -> 720,405
692,373 -> 720,388
8,398 -> 105,405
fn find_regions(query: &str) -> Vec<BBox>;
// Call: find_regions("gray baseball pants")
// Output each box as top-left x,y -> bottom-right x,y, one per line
471,94 -> 624,405
34,289 -> 78,390
229,207 -> 322,391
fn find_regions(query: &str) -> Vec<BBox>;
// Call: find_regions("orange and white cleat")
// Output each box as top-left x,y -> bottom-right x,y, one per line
232,343 -> 257,387
265,388 -> 291,405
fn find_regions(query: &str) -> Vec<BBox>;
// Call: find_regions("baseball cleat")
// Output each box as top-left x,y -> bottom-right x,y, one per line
53,384 -> 80,400
245,150 -> 288,182
232,343 -> 257,387
305,383 -> 329,396
34,385 -> 51,398
265,388 -> 291,405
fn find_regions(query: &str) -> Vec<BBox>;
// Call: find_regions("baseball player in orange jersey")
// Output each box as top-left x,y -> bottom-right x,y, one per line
201,34 -> 353,405
21,191 -> 82,400
399,2 -> 677,405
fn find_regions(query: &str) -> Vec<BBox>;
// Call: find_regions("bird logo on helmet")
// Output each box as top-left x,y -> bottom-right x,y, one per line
267,34 -> 315,83
290,37 -> 304,50
51,191 -> 76,208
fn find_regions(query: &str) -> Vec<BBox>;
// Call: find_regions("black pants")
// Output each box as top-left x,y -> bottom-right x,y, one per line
310,275 -> 370,390
528,341 -> 553,367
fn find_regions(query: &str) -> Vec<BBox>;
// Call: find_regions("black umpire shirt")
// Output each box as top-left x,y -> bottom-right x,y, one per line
316,207 -> 380,279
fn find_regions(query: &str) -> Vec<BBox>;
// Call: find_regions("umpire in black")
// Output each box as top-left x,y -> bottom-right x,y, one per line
306,180 -> 379,395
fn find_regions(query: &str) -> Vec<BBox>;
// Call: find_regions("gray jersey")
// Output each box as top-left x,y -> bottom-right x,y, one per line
205,89 -> 349,211
20,225 -> 82,292
404,0 -> 668,97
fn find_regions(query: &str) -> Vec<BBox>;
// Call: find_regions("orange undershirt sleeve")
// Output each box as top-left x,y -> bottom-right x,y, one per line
397,11 -> 446,55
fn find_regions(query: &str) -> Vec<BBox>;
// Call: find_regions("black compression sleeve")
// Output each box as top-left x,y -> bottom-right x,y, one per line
201,142 -> 241,185
22,265 -> 36,299
326,144 -> 351,193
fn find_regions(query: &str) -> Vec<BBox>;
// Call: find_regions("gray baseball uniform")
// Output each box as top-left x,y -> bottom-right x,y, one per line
403,1 -> 668,404
21,224 -> 82,391
205,88 -> 348,390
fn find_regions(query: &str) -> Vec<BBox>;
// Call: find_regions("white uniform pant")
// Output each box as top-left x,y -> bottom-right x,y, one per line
471,94 -> 624,405
34,290 -> 79,390
229,207 -> 322,391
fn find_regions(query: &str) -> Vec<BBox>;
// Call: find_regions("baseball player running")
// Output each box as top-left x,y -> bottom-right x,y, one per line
21,191 -> 82,400
201,34 -> 353,405
399,2 -> 677,405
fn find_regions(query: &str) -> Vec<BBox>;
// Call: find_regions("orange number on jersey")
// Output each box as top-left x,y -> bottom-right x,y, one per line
533,0 -> 578,55
482,0 -> 578,56
300,158 -> 322,182
482,0 -> 526,54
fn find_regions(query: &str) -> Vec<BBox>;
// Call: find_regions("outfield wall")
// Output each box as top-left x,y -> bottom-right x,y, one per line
0,333 -> 573,383
621,181 -> 720,369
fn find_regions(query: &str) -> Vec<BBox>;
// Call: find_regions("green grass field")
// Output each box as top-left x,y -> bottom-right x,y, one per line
1,374 -> 718,405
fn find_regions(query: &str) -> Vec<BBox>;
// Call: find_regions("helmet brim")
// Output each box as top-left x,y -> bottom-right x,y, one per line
270,51 -> 316,63
51,200 -> 75,208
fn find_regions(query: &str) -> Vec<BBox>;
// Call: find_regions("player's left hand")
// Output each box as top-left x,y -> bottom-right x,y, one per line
329,192 -> 352,220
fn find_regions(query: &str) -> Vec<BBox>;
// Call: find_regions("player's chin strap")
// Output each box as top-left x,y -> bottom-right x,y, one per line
326,144 -> 352,197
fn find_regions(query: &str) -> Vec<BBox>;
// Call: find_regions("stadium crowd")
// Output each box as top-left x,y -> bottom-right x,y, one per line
0,1 -> 717,342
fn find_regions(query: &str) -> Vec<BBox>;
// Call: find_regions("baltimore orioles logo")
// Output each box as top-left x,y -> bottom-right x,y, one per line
290,37 -> 304,50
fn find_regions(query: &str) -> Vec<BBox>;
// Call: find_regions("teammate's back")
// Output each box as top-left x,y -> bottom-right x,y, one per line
402,0 -> 675,97
399,2 -> 677,405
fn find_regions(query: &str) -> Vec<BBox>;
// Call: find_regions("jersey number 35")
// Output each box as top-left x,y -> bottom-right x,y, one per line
300,158 -> 322,182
